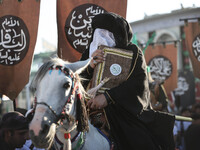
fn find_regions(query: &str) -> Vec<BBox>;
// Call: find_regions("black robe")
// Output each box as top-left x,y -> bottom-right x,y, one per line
80,12 -> 175,150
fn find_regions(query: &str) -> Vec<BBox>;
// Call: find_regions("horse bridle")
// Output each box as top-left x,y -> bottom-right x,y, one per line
33,65 -> 77,122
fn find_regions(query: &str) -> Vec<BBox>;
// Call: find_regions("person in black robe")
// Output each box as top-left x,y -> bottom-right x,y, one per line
80,12 -> 175,150
184,104 -> 200,150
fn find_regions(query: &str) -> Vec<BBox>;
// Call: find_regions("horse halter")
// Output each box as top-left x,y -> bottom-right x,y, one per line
33,65 -> 78,122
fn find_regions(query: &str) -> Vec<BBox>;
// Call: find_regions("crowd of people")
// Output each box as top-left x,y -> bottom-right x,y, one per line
0,108 -> 45,150
0,104 -> 199,150
174,104 -> 200,150
0,12 -> 199,150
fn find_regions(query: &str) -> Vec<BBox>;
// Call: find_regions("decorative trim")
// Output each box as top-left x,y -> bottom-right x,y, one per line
73,132 -> 86,150
96,127 -> 111,146
55,132 -> 86,150
126,48 -> 139,80
87,66 -> 91,75
103,109 -> 110,130
94,47 -> 133,89
105,91 -> 115,104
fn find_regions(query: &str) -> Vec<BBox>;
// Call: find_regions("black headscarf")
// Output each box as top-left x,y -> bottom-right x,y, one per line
81,12 -> 137,61
91,12 -> 133,49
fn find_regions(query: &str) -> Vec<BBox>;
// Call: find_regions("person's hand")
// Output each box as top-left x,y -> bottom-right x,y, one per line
87,94 -> 108,110
90,49 -> 105,68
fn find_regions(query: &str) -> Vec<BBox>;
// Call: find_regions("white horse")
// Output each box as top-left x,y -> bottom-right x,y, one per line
29,58 -> 110,150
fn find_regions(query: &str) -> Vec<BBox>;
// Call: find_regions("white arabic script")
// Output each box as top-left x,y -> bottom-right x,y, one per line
174,77 -> 189,96
192,35 -> 200,62
67,5 -> 105,50
0,16 -> 27,65
149,57 -> 172,81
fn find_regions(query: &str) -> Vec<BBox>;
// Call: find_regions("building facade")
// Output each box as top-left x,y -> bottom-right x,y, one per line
129,7 -> 200,109
130,7 -> 200,70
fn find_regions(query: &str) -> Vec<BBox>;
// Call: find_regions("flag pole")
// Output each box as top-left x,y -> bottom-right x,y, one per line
175,115 -> 193,122
143,32 -> 156,55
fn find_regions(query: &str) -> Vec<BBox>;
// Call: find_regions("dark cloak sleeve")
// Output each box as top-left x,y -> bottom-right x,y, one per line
79,50 -> 94,89
105,45 -> 151,116
80,44 -> 175,150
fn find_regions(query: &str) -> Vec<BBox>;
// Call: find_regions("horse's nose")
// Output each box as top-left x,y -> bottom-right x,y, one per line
29,119 -> 51,136
41,123 -> 50,134
29,121 -> 50,138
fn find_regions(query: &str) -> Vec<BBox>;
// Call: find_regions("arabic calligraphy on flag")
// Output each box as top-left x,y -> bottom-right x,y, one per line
65,4 -> 106,53
0,0 -> 40,100
184,22 -> 200,79
57,0 -> 127,62
148,55 -> 173,81
192,34 -> 200,61
145,44 -> 178,94
0,15 -> 29,66
173,70 -> 195,108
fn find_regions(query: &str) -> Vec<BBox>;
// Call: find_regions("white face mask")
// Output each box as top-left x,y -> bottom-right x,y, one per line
89,28 -> 116,57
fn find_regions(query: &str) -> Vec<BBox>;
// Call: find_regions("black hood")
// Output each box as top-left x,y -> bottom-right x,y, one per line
91,12 -> 133,49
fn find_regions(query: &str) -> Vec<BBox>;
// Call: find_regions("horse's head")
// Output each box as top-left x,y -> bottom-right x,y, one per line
29,58 -> 90,148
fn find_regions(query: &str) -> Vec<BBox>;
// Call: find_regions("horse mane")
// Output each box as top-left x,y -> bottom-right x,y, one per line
76,94 -> 89,132
30,58 -> 70,91
31,57 -> 89,132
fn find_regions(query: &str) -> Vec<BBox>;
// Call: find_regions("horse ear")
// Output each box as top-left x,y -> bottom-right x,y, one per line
65,58 -> 91,74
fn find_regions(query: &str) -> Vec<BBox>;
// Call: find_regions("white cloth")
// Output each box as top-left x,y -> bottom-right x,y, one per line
173,123 -> 178,136
89,28 -> 116,57
175,120 -> 192,132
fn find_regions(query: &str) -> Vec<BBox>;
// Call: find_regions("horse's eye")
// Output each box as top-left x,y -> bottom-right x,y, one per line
63,82 -> 71,89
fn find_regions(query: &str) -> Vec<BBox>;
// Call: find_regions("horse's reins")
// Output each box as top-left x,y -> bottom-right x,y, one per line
33,65 -> 87,149
33,65 -> 78,122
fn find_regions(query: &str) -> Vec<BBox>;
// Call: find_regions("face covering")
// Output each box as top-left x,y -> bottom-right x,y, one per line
89,28 -> 116,57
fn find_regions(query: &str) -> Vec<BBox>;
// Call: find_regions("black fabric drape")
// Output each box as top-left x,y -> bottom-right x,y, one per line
80,12 -> 175,150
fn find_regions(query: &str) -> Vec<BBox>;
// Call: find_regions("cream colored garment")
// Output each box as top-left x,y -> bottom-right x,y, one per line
89,28 -> 116,57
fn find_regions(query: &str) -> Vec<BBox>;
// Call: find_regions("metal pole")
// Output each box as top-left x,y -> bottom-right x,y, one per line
26,83 -> 31,110
175,115 -> 193,122
13,99 -> 16,111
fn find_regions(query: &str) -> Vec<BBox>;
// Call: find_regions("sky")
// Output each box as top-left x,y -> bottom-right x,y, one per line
34,0 -> 200,54
127,0 -> 200,22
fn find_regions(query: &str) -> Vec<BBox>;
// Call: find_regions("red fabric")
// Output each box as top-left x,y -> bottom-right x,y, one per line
64,133 -> 71,139
144,44 -> 178,94
0,0 -> 40,100
184,22 -> 200,78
